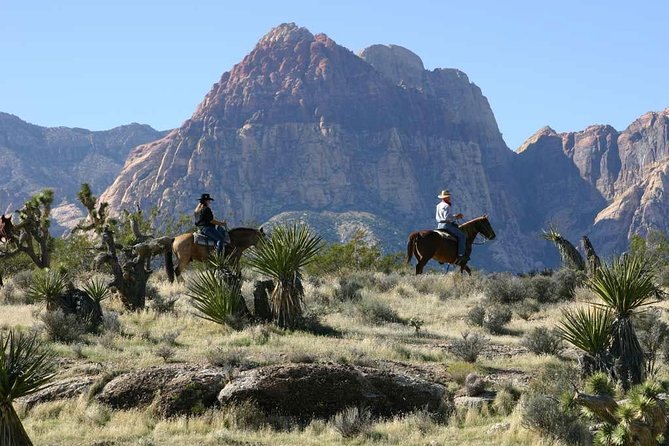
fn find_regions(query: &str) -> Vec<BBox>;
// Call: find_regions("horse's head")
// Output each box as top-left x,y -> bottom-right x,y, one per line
476,215 -> 496,241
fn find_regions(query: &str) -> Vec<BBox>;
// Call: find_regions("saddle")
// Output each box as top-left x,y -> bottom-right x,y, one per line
193,229 -> 218,247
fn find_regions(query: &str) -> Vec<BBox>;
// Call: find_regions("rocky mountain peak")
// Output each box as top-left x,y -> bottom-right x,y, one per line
358,44 -> 425,87
257,23 -> 314,47
516,126 -> 558,153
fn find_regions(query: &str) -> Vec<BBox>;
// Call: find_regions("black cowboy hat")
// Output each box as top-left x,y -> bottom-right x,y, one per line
199,193 -> 214,202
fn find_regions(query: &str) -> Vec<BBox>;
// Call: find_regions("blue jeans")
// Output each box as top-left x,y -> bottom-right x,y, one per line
201,226 -> 228,253
438,222 -> 466,257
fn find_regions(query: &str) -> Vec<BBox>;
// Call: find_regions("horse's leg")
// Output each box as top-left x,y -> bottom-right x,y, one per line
176,254 -> 191,283
460,265 -> 472,276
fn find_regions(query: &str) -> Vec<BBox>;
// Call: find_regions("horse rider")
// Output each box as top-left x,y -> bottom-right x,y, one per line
436,189 -> 468,265
194,193 -> 230,256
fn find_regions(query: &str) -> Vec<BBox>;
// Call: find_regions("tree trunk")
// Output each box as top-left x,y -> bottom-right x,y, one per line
0,402 -> 33,446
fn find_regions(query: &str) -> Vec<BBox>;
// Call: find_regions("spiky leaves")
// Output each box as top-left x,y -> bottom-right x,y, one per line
26,269 -> 68,311
558,307 -> 614,375
187,270 -> 244,328
1,330 -> 57,446
246,224 -> 323,329
587,255 -> 665,388
542,226 -> 586,271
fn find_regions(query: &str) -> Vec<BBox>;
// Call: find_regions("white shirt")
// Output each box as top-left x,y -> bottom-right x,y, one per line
436,200 -> 455,225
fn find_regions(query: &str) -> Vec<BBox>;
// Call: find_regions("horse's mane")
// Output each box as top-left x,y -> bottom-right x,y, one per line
460,215 -> 488,227
228,227 -> 262,233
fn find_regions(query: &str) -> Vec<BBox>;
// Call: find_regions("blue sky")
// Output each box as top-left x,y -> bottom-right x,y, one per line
2,0 -> 667,149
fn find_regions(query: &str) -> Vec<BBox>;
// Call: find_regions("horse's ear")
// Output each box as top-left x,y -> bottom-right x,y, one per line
259,226 -> 264,234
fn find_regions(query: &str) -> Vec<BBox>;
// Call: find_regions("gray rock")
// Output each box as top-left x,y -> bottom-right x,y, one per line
96,364 -> 228,417
218,363 -> 447,419
18,376 -> 95,408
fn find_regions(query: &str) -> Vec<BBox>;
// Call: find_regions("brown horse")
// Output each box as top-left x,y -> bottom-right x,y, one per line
406,216 -> 496,275
0,214 -> 13,242
165,227 -> 264,282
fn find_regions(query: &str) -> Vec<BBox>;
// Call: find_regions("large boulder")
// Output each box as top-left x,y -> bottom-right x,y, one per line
96,364 -> 228,417
17,376 -> 96,409
218,363 -> 447,419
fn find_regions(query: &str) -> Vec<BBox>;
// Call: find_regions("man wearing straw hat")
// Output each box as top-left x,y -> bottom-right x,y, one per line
436,189 -> 467,265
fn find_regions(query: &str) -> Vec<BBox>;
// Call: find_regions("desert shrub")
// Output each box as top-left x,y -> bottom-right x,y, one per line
450,332 -> 488,363
333,277 -> 364,301
482,305 -> 512,334
206,347 -> 254,369
448,361 -> 478,385
39,309 -> 87,343
528,275 -> 555,303
187,270 -> 245,329
149,292 -> 178,314
521,394 -> 591,445
634,309 -> 669,375
11,269 -> 35,291
484,273 -> 530,304
552,268 -> 586,301
51,233 -> 97,275
466,304 -> 486,327
521,327 -> 564,356
330,406 -> 373,438
463,372 -> 486,396
513,299 -> 540,320
221,400 -> 267,431
0,280 -> 27,305
492,386 -> 518,416
100,311 -> 122,334
357,296 -> 401,325
154,345 -> 175,362
530,360 -> 582,397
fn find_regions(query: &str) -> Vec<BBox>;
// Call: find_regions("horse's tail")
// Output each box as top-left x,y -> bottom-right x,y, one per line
164,238 -> 175,283
406,232 -> 418,263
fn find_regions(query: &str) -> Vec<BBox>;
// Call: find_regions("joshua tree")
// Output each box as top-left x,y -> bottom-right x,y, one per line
582,235 -> 601,276
75,183 -> 171,310
0,189 -> 55,268
588,255 -> 664,388
0,330 -> 57,446
542,226 -> 585,271
247,223 -> 323,329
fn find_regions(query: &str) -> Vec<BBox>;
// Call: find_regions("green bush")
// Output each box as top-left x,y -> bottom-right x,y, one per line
482,305 -> 512,334
521,327 -> 564,356
484,273 -> 531,304
330,406 -> 373,438
450,332 -> 488,363
357,296 -> 401,325
333,276 -> 364,301
552,268 -> 585,301
466,304 -> 486,327
187,270 -> 245,329
51,234 -> 97,275
521,394 -> 591,445
39,309 -> 88,343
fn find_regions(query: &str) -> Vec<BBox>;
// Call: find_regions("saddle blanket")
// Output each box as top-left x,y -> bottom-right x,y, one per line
193,231 -> 217,247
434,230 -> 456,241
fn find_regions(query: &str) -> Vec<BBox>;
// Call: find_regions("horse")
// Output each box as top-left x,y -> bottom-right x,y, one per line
406,215 -> 496,275
165,227 -> 264,282
0,214 -> 13,242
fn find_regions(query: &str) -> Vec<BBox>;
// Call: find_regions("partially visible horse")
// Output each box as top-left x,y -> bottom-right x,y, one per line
0,214 -> 13,242
406,216 -> 496,275
165,227 -> 264,282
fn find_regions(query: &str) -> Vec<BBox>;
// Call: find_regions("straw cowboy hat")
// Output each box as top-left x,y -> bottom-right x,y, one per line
437,190 -> 451,199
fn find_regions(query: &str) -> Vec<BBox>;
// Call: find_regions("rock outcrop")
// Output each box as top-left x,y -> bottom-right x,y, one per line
0,113 -> 165,233
217,363 -> 448,419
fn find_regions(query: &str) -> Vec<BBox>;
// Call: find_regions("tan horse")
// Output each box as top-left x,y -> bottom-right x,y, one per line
406,216 -> 496,275
165,227 -> 264,282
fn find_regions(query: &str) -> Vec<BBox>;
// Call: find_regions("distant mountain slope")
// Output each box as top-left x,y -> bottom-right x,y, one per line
0,112 -> 166,232
100,23 -> 526,270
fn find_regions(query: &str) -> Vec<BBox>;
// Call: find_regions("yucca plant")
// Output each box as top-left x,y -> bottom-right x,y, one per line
246,224 -> 323,329
542,226 -> 586,271
587,254 -> 665,388
81,277 -> 111,303
26,269 -> 68,311
187,269 -> 244,328
557,306 -> 614,375
1,329 -> 57,445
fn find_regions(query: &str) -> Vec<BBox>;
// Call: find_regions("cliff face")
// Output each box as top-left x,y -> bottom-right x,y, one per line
101,23 -> 527,270
513,108 -> 669,263
0,113 -> 164,231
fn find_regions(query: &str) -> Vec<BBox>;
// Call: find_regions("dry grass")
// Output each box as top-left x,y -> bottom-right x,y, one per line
2,268 -> 666,445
